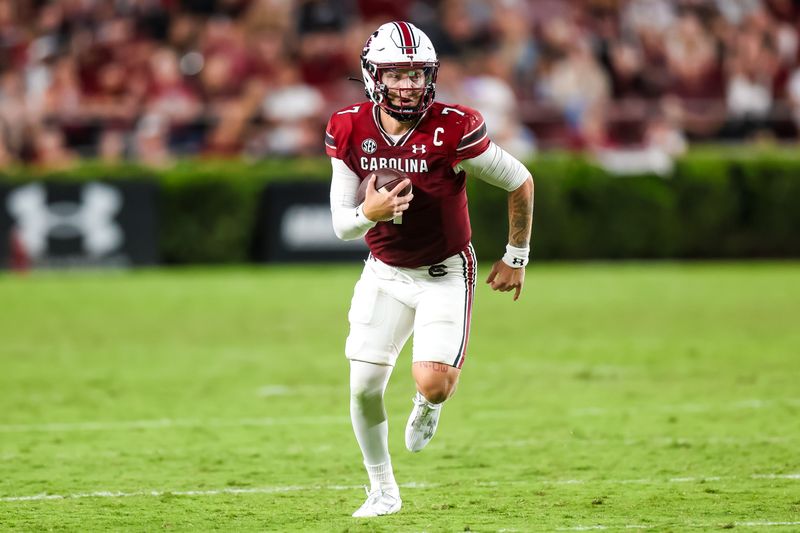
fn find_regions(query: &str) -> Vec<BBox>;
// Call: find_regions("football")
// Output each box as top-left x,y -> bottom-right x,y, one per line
355,168 -> 413,205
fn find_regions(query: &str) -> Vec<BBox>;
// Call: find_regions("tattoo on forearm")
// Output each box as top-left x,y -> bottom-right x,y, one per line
415,361 -> 450,373
508,180 -> 533,247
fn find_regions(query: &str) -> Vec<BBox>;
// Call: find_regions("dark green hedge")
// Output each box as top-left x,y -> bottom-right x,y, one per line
2,149 -> 799,263
470,150 -> 800,261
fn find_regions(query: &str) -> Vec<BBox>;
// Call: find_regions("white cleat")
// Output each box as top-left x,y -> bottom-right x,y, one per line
405,394 -> 442,452
352,485 -> 402,517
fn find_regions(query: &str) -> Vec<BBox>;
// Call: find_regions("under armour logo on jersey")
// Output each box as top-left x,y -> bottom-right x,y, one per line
512,258 -> 525,266
362,138 -> 377,154
411,144 -> 426,154
7,183 -> 123,258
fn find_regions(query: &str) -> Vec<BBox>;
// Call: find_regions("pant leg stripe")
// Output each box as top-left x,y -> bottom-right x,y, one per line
462,243 -> 477,368
452,251 -> 468,367
453,244 -> 476,368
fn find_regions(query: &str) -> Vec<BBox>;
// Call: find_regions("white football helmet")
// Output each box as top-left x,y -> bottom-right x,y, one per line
361,21 -> 439,121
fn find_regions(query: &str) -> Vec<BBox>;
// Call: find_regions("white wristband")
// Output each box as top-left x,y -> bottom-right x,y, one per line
502,244 -> 529,268
356,203 -> 377,224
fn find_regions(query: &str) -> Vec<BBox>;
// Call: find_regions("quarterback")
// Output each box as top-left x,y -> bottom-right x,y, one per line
327,21 -> 534,517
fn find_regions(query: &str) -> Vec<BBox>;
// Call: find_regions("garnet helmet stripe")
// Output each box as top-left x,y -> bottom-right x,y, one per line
394,21 -> 415,55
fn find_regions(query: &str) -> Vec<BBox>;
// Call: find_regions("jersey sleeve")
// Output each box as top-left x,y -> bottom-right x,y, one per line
460,141 -> 530,191
324,111 -> 353,159
455,107 -> 490,160
324,131 -> 338,158
324,117 -> 340,158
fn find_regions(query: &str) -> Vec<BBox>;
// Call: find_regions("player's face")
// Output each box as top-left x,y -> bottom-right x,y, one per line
381,68 -> 425,108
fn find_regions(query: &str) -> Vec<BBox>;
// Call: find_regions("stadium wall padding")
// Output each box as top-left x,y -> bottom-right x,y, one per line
1,151 -> 799,264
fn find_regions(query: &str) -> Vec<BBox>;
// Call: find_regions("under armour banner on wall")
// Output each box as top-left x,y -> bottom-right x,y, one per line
256,182 -> 368,263
0,181 -> 158,269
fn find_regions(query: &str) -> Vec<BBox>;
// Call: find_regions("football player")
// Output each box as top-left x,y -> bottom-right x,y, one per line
327,21 -> 534,517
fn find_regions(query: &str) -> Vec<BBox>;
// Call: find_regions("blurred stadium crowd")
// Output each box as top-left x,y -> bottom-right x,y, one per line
1,0 -> 800,168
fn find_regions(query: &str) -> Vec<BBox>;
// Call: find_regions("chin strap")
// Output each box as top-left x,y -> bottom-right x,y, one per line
381,102 -> 424,122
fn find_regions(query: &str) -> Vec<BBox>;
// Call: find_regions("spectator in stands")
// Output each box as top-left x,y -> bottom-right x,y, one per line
97,128 -> 126,163
134,112 -> 171,167
32,123 -> 76,168
41,56 -> 82,126
620,0 -> 675,109
244,0 -> 294,35
663,11 -> 727,139
199,16 -> 251,100
538,34 -> 611,144
296,0 -> 349,89
644,113 -> 688,157
787,66 -> 800,132
460,50 -> 537,159
0,118 -> 16,165
714,0 -> 763,26
723,26 -> 779,138
608,41 -> 662,101
604,40 -> 663,144
246,28 -> 284,83
197,16 -> 257,156
0,0 -> 799,164
248,60 -> 324,156
0,70 -> 27,159
146,46 -> 204,153
425,0 -> 493,58
490,1 -> 540,92
623,0 -> 677,34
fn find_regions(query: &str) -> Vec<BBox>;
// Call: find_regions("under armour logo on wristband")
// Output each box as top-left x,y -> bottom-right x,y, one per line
502,244 -> 530,268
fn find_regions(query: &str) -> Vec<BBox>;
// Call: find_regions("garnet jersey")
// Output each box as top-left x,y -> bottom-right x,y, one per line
325,101 -> 490,268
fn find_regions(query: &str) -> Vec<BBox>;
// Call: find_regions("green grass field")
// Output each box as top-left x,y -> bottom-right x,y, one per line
1,262 -> 798,532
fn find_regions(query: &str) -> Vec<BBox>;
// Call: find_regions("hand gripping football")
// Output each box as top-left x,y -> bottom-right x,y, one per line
355,168 -> 413,205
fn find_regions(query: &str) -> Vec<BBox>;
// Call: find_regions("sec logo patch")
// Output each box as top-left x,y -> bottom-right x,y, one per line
362,138 -> 377,154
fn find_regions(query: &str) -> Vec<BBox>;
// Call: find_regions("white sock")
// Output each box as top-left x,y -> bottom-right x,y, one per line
416,390 -> 443,408
350,360 -> 396,487
365,461 -> 397,491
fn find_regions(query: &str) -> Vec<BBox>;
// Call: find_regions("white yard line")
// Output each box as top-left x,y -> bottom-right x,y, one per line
3,397 -> 797,433
542,474 -> 794,485
556,526 -> 608,531
475,436 -> 793,450
0,415 -> 349,433
3,412 -> 798,435
558,522 -> 800,531
0,437 -> 788,462
475,474 -> 796,487
735,522 -> 800,527
0,482 -> 438,503
569,398 -> 800,416
3,474 -> 796,503
3,480 -> 799,530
